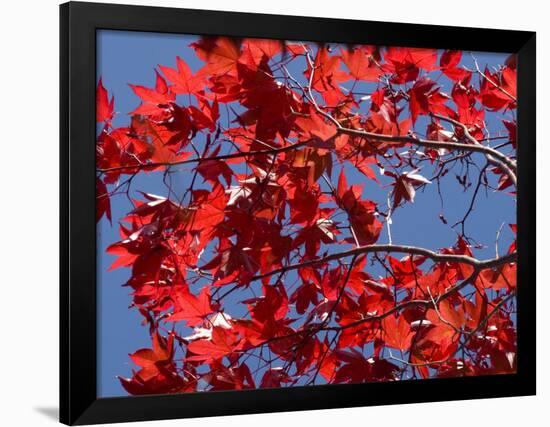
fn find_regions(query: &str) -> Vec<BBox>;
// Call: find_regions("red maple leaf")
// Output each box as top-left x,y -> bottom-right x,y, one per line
169,286 -> 213,326
96,77 -> 114,122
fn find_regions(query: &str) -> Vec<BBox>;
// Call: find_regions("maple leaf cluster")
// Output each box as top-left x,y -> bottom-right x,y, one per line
96,36 -> 517,394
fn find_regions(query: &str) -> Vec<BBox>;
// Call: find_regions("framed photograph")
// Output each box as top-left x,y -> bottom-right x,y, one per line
60,1 -> 536,424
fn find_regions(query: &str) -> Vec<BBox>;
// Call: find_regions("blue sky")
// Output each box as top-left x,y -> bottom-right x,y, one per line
97,30 -> 515,397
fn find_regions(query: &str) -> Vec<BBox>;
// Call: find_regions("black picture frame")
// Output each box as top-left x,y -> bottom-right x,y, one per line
60,1 -> 536,425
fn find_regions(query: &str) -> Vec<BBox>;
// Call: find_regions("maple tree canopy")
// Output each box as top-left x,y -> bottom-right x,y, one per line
96,37 -> 517,394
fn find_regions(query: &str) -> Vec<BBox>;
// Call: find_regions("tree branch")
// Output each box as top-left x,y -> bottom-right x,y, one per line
432,114 -> 517,188
336,126 -> 516,186
251,244 -> 516,283
471,55 -> 517,102
97,138 -> 314,174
